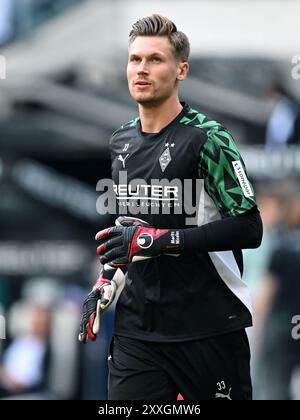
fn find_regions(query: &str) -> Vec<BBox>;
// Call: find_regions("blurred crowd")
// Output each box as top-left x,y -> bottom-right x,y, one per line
0,272 -> 115,400
244,180 -> 300,400
265,83 -> 300,148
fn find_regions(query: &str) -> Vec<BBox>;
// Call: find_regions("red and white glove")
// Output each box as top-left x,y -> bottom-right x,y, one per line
78,263 -> 118,343
78,217 -> 149,343
96,217 -> 184,267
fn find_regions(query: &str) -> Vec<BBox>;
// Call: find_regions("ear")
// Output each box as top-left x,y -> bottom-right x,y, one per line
176,62 -> 189,81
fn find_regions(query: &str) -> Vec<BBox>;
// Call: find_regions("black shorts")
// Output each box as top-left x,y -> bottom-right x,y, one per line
107,329 -> 252,400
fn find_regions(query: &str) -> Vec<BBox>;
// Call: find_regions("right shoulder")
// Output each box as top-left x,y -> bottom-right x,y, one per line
109,116 -> 140,149
111,116 -> 140,138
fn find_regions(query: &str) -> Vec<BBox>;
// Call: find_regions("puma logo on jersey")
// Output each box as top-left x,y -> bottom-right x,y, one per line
215,387 -> 232,400
118,154 -> 129,168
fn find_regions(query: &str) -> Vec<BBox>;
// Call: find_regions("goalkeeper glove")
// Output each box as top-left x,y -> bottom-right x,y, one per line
96,221 -> 184,267
78,263 -> 118,343
78,216 -> 149,343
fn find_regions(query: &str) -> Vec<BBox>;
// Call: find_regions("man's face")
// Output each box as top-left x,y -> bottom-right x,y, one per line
127,36 -> 184,106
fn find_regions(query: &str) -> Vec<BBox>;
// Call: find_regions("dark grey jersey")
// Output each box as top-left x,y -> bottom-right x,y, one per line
109,103 -> 256,341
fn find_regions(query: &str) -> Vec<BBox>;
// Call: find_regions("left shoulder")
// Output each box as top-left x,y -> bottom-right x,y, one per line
179,105 -> 232,144
179,105 -> 224,132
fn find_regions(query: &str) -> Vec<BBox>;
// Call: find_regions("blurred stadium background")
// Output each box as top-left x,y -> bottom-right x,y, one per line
0,0 -> 300,400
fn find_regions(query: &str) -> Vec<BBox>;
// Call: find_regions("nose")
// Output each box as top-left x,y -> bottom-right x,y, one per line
137,59 -> 149,75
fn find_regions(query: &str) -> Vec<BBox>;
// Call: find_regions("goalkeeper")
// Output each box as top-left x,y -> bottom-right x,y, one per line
79,14 -> 263,400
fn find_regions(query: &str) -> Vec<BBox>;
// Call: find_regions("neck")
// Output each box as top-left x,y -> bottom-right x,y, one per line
138,95 -> 183,133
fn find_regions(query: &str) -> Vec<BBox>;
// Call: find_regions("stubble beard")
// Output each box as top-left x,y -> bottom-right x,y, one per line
131,78 -> 178,108
133,90 -> 170,108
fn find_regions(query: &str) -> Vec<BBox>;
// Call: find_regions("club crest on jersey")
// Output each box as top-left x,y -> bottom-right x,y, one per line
159,147 -> 172,172
137,233 -> 153,249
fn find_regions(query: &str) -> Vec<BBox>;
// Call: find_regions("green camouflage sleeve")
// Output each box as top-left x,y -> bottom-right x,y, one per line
198,127 -> 256,217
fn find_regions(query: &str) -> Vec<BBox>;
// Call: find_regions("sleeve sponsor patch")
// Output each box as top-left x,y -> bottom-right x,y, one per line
232,161 -> 254,198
